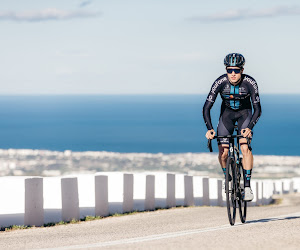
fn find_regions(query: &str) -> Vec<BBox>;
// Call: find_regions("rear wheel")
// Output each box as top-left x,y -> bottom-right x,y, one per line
237,163 -> 247,223
226,158 -> 236,226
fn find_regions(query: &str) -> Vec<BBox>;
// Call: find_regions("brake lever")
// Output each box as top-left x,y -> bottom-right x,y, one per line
247,137 -> 252,151
207,139 -> 213,152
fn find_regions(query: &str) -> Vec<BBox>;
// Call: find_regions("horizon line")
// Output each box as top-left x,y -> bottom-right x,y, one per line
0,93 -> 299,96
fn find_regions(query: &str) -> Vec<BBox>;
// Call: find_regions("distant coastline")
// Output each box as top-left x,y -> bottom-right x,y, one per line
0,149 -> 299,178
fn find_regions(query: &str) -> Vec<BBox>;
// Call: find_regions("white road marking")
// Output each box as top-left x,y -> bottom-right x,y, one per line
41,212 -> 300,250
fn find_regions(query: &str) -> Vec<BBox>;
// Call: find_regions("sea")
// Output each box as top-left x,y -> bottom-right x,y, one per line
0,95 -> 299,156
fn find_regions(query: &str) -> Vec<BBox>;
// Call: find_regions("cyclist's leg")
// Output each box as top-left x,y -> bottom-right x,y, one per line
217,108 -> 234,176
237,109 -> 253,186
218,144 -> 229,171
238,109 -> 254,201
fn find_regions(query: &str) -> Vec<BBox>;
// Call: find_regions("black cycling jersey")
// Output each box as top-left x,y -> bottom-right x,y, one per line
203,74 -> 262,131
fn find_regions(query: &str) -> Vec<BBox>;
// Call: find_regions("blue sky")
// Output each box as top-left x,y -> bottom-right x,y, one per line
0,0 -> 299,94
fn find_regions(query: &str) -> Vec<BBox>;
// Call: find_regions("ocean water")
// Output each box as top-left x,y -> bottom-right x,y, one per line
0,95 -> 299,156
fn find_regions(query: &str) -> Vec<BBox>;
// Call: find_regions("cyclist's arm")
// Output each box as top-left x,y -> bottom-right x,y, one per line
203,98 -> 214,130
203,76 -> 225,130
247,79 -> 262,130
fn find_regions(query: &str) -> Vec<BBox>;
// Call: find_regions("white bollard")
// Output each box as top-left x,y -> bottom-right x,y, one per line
289,181 -> 294,193
217,179 -> 223,206
24,178 -> 44,227
249,180 -> 258,206
282,179 -> 292,194
257,180 -> 263,205
202,177 -> 210,206
261,181 -> 267,205
95,175 -> 109,217
262,180 -> 273,205
123,174 -> 134,213
273,180 -> 283,195
184,176 -> 194,206
61,177 -> 80,222
292,177 -> 300,192
145,175 -> 155,211
167,174 -> 176,208
267,180 -> 274,203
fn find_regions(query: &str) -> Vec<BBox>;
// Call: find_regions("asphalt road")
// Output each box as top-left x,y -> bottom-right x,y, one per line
1,193 -> 300,250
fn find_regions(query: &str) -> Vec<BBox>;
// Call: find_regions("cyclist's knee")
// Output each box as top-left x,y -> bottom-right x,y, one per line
218,145 -> 229,161
240,144 -> 251,156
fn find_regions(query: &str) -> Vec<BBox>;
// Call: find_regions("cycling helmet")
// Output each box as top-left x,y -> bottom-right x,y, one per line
224,53 -> 245,68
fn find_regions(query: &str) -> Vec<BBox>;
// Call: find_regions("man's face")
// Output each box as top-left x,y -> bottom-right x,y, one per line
226,67 -> 243,84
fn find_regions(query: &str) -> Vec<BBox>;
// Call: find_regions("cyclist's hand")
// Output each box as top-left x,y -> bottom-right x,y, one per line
206,129 -> 215,139
241,128 -> 252,138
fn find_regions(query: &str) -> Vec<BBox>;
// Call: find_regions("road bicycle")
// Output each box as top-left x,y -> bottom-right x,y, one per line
207,126 -> 251,225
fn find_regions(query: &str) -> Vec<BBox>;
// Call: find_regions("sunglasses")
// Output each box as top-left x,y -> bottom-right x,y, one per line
227,68 -> 241,74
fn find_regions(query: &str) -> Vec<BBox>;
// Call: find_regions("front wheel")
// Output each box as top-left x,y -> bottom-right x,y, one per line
226,158 -> 236,226
237,163 -> 247,223
238,199 -> 247,223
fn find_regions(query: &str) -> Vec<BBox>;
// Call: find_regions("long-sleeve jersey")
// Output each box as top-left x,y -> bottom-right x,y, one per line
203,74 -> 262,130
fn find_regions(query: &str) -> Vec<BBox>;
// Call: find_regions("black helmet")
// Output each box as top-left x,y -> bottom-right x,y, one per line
224,53 -> 245,68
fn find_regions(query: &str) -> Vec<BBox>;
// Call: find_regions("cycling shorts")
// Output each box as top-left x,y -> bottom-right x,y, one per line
217,107 -> 252,145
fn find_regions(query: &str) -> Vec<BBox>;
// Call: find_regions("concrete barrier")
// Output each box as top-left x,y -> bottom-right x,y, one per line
273,180 -> 283,195
202,177 -> 210,206
24,178 -> 44,227
282,179 -> 293,194
292,177 -> 300,192
184,175 -> 194,206
257,180 -> 263,205
167,173 -> 176,208
2,172 -> 300,228
289,180 -> 294,193
249,180 -> 258,206
217,179 -> 223,206
145,175 -> 155,211
95,175 -> 109,217
123,174 -> 134,213
61,177 -> 80,221
262,180 -> 273,205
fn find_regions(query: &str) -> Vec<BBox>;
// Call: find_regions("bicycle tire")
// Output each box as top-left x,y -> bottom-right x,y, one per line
237,163 -> 247,223
226,158 -> 236,226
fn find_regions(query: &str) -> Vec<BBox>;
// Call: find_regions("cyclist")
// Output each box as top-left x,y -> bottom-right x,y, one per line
203,53 -> 262,201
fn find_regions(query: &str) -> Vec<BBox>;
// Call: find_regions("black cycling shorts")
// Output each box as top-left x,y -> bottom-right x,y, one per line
217,107 -> 252,145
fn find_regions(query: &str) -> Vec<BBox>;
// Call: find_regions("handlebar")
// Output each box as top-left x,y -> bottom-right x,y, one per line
207,135 -> 252,152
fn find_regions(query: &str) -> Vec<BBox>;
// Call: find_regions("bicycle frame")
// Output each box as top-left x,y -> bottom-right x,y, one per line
207,127 -> 250,225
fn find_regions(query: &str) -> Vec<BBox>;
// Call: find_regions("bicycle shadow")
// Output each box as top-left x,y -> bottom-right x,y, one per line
245,215 -> 300,224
